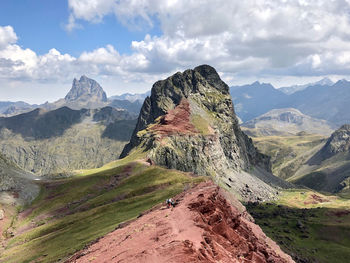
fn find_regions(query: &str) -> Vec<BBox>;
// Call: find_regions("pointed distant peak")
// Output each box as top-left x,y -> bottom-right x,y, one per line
317,77 -> 334,86
335,79 -> 349,85
252,81 -> 260,85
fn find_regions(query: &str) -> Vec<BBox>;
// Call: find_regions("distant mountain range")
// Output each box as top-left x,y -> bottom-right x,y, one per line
279,77 -> 334,95
230,79 -> 350,126
0,76 -> 143,117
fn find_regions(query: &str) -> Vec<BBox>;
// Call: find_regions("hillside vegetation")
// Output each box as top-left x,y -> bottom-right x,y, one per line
0,156 -> 205,263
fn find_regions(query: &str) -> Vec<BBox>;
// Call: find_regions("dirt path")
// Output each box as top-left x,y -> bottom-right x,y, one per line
67,182 -> 294,263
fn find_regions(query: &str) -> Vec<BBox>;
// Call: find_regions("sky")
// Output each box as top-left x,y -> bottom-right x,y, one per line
1,0 -> 350,103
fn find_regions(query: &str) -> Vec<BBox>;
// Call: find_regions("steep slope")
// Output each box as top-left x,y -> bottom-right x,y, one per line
248,133 -> 327,180
0,107 -> 136,175
0,152 -> 39,204
121,65 -> 290,201
242,108 -> 335,136
230,81 -> 288,122
0,159 -> 205,263
68,181 -> 294,263
291,125 -> 350,193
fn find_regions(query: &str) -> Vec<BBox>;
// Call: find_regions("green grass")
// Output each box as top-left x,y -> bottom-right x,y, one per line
246,189 -> 350,263
246,203 -> 350,263
250,134 -> 326,179
191,114 -> 211,135
1,160 -> 205,263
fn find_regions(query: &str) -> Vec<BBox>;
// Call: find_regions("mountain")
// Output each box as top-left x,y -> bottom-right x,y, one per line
109,91 -> 150,102
47,75 -> 108,110
0,106 -> 137,175
121,65 -> 291,201
279,77 -> 334,95
108,99 -> 143,115
68,181 -> 294,263
0,101 -> 37,117
288,79 -> 350,126
0,152 -> 39,205
230,81 -> 288,122
290,124 -> 350,193
242,108 -> 335,136
230,79 -> 350,126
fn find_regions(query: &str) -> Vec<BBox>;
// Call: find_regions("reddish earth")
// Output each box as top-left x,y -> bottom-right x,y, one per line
150,99 -> 199,138
67,182 -> 294,263
304,194 -> 329,205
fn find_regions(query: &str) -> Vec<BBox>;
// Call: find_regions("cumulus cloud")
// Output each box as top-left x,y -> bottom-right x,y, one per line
0,26 -> 17,49
3,0 -> 350,101
63,0 -> 350,78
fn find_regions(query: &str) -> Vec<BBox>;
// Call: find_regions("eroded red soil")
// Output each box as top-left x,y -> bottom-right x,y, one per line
67,182 -> 294,263
150,99 -> 199,137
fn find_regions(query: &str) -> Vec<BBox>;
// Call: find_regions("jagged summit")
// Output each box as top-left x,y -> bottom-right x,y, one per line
120,65 -> 290,201
65,75 -> 107,103
321,124 -> 350,158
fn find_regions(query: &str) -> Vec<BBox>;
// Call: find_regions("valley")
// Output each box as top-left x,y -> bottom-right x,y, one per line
0,65 -> 350,263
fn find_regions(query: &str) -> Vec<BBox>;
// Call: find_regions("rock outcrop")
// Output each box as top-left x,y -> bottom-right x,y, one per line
65,75 -> 107,103
321,124 -> 350,158
120,65 -> 289,201
68,181 -> 294,263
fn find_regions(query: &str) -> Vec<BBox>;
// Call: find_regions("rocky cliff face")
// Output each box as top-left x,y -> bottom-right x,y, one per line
121,65 -> 288,201
65,75 -> 107,103
321,124 -> 350,158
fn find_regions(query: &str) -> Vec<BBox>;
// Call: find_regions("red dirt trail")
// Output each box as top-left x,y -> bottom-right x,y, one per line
67,182 -> 294,263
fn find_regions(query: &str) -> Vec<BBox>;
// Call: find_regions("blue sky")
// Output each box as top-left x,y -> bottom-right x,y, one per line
0,0 -> 350,103
0,1 -> 160,56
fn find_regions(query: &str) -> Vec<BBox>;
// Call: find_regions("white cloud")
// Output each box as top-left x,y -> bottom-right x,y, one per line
0,26 -> 17,49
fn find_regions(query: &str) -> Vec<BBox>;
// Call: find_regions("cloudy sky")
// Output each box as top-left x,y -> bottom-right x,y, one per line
1,0 -> 350,103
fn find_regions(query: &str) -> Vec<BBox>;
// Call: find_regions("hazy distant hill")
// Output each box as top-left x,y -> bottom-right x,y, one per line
109,91 -> 150,102
242,108 -> 335,136
279,77 -> 334,95
230,79 -> 350,126
230,81 -> 287,122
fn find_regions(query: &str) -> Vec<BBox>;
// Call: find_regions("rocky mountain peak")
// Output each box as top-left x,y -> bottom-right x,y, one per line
120,65 -> 289,201
322,124 -> 350,157
65,75 -> 107,103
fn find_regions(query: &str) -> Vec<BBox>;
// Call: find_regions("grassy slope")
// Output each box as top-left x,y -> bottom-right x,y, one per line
1,156 -> 205,263
250,133 -> 327,180
246,189 -> 350,263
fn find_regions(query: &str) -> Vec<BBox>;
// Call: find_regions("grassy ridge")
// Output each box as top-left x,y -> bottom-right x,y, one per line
1,161 -> 205,263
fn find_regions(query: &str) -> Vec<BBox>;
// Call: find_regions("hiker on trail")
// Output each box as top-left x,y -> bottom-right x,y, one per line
166,198 -> 175,208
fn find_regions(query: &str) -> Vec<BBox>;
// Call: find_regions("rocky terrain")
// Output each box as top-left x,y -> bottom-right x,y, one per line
290,124 -> 350,193
0,153 -> 39,205
242,108 -> 335,136
121,65 -> 290,201
68,181 -> 294,263
0,106 -> 136,175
